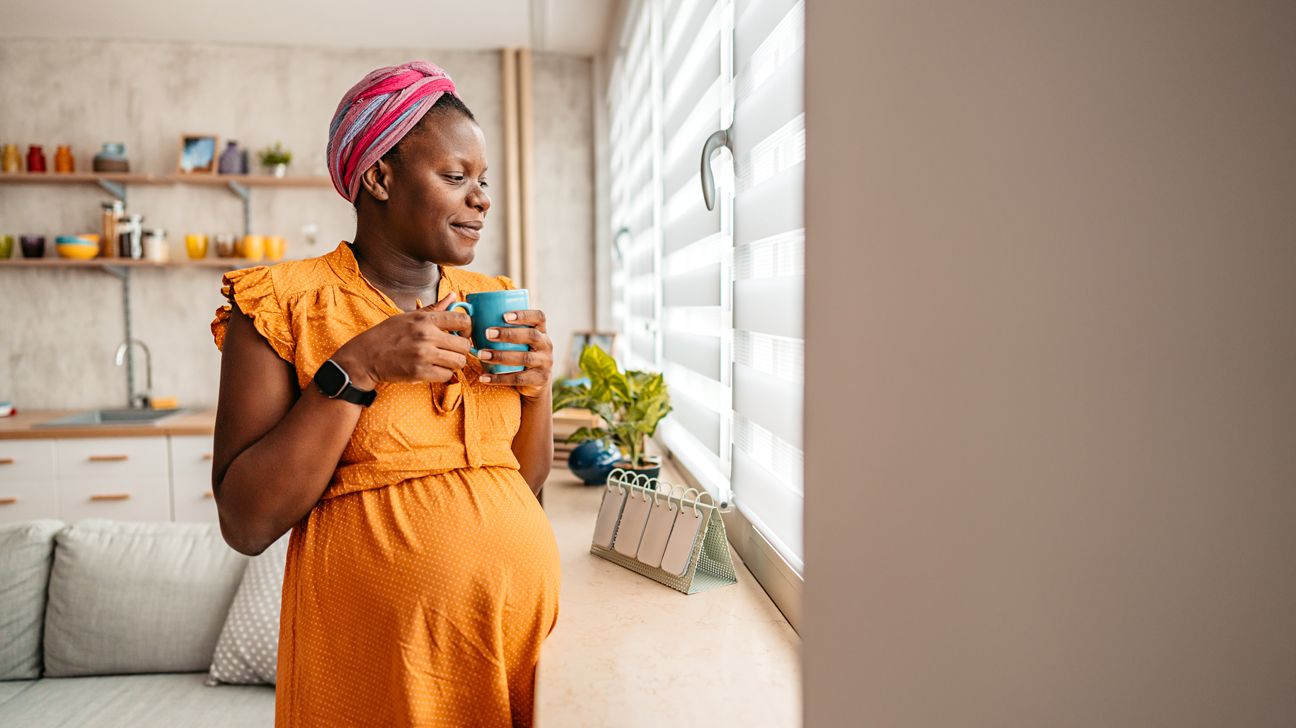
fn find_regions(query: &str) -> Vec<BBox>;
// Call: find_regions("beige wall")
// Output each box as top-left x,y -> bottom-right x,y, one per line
804,2 -> 1296,726
0,40 -> 591,409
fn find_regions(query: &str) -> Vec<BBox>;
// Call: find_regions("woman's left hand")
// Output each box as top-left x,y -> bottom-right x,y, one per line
477,309 -> 553,401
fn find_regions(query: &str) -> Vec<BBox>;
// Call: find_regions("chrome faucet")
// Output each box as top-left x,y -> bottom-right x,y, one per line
114,339 -> 153,409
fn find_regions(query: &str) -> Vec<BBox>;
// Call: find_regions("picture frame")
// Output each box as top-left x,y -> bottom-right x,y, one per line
177,133 -> 219,174
566,330 -> 619,378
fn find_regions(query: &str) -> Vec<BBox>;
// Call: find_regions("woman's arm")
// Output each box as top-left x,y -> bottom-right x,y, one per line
212,294 -> 471,555
510,390 -> 554,495
211,305 -> 366,555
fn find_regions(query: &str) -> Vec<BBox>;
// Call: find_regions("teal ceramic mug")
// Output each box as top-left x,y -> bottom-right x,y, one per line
449,289 -> 531,374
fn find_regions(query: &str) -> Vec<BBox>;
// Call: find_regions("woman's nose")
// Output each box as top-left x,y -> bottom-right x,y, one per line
468,184 -> 491,213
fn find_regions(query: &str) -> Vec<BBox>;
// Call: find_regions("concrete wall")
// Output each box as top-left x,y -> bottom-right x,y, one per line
803,2 -> 1296,726
0,40 -> 591,409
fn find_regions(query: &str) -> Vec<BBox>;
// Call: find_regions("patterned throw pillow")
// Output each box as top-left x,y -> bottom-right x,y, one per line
206,534 -> 289,686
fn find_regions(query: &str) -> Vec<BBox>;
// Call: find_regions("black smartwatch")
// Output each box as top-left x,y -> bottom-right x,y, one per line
313,359 -> 377,407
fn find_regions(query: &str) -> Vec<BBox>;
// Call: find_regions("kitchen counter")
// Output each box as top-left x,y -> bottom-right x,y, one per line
535,464 -> 801,726
0,409 -> 217,439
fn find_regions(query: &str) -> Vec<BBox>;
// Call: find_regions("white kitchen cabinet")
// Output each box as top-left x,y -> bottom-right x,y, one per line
169,435 -> 219,523
0,434 -> 223,525
56,475 -> 172,522
0,440 -> 58,524
54,437 -> 170,479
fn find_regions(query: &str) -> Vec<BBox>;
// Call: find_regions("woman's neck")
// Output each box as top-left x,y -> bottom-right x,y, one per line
349,234 -> 441,311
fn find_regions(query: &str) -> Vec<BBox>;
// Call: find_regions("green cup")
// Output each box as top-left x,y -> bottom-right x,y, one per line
0,235 -> 13,259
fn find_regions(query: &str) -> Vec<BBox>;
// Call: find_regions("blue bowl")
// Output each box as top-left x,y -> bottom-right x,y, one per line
567,439 -> 621,485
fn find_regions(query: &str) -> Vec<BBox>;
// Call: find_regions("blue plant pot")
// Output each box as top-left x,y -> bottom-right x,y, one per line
567,439 -> 621,485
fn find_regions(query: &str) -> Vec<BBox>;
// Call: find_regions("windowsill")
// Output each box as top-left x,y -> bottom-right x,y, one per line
535,465 -> 801,726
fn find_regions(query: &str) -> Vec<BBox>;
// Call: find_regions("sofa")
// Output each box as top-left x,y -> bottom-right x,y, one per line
0,519 -> 276,727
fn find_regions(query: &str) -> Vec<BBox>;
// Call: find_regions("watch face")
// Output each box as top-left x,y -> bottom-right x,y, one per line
315,360 -> 348,398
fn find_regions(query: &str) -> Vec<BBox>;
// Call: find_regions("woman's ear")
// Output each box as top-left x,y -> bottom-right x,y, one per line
359,159 -> 392,202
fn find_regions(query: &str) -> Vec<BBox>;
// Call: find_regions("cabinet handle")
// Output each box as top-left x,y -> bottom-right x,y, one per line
0,457 -> 14,465
89,454 -> 130,462
202,453 -> 214,461
203,490 -> 215,498
89,493 -> 132,502
0,496 -> 17,506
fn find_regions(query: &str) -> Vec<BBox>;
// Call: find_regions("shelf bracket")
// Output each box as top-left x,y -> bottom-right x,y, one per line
96,179 -> 127,203
226,181 -> 252,238
96,264 -> 134,403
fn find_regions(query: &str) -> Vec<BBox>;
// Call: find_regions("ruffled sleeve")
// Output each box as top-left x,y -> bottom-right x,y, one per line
210,266 -> 296,363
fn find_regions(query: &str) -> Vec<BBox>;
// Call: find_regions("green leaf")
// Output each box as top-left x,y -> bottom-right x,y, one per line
565,426 -> 610,444
552,382 -> 592,412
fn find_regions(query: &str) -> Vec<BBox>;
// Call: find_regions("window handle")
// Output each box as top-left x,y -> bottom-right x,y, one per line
700,127 -> 732,211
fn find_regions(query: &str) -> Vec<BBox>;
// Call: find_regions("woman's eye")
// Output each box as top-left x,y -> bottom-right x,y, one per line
479,180 -> 489,189
446,174 -> 465,183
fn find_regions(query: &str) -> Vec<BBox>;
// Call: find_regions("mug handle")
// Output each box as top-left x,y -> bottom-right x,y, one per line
447,301 -> 478,356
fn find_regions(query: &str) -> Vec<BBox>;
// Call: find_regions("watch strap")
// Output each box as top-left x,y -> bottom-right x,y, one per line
315,359 -> 377,407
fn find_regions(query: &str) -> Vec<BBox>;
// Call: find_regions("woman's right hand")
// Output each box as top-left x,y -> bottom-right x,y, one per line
330,293 -> 472,389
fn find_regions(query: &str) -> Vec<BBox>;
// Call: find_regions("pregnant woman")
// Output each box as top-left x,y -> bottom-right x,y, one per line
210,62 -> 560,727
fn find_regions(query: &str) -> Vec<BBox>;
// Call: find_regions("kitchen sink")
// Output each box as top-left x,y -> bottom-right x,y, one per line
35,408 -> 185,428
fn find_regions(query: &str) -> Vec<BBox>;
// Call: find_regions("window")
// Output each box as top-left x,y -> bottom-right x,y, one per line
608,0 -> 805,574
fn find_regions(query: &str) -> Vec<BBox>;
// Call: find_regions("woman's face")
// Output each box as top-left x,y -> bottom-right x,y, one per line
384,112 -> 491,266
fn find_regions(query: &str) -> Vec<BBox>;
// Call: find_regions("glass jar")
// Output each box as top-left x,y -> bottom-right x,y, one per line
117,214 -> 144,259
143,228 -> 168,262
100,200 -> 124,258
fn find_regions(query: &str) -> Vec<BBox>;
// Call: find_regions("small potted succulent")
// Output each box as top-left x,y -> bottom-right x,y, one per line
553,344 -> 672,483
257,142 -> 293,178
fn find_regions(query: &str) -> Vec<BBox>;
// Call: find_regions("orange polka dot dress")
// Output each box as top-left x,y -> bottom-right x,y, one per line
211,242 -> 561,727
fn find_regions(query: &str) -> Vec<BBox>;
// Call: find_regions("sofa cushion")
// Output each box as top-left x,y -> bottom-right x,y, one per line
207,533 -> 288,686
0,673 -> 274,727
0,679 -> 36,709
0,520 -> 64,680
43,520 -> 248,677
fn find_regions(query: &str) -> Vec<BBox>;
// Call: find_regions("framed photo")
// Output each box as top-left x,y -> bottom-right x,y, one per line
566,330 -> 619,378
177,134 -> 219,174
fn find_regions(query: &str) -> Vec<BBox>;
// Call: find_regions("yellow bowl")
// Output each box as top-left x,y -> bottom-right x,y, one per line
56,243 -> 100,260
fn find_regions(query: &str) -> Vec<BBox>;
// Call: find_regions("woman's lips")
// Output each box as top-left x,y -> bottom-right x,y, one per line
451,222 -> 482,241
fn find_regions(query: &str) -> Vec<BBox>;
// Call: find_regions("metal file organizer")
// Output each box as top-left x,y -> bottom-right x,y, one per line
589,468 -> 737,595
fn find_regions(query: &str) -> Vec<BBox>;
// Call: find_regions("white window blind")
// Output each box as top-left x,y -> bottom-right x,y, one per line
729,0 -> 805,571
607,0 -> 805,573
657,0 -> 734,499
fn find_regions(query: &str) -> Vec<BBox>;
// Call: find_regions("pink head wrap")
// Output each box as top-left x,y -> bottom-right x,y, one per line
327,61 -> 459,202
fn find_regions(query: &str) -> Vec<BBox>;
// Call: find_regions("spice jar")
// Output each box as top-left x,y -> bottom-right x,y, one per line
117,214 -> 144,259
26,145 -> 46,173
2,144 -> 20,173
54,145 -> 75,173
100,200 -> 124,258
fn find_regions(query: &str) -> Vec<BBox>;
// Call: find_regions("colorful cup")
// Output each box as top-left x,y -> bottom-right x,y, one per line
448,289 -> 531,374
19,235 -> 45,259
241,234 -> 265,261
265,235 -> 285,261
0,235 -> 13,259
185,233 -> 209,259
214,234 -> 237,258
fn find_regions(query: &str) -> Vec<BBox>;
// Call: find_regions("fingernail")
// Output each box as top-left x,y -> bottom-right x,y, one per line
479,350 -> 493,360
486,329 -> 499,339
504,312 -> 517,322
480,375 -> 492,383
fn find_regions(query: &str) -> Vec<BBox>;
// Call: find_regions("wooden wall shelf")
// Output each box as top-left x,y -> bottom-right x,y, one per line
0,258 -> 249,269
0,172 -> 330,188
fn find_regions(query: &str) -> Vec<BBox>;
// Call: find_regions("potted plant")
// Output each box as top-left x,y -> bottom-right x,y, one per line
553,344 -> 672,483
257,142 -> 293,178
